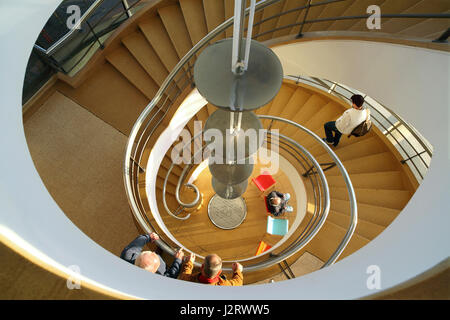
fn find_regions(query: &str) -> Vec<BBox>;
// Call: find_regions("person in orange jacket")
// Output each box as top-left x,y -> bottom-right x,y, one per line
179,252 -> 243,286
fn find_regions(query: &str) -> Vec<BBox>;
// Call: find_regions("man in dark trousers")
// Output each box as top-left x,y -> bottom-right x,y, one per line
120,232 -> 184,279
266,190 -> 293,216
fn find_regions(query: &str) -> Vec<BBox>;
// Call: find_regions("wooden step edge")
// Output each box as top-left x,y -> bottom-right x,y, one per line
328,210 -> 385,240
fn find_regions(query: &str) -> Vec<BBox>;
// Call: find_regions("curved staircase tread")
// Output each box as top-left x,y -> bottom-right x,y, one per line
328,209 -> 387,240
326,170 -> 406,190
324,151 -> 399,175
326,0 -> 385,32
330,186 -> 411,210
202,0 -> 225,35
314,135 -> 388,162
121,31 -> 170,87
272,0 -> 307,39
179,0 -> 209,47
303,219 -> 370,262
330,198 -> 400,227
138,17 -> 180,73
105,46 -> 159,100
257,0 -> 285,41
158,4 -> 193,59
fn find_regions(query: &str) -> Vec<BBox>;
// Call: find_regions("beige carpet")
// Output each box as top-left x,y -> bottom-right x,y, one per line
23,91 -> 141,257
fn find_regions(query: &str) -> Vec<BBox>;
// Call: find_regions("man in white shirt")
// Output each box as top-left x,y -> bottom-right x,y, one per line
323,94 -> 367,147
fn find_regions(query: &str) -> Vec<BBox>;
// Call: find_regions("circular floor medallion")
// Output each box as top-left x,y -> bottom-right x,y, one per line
207,194 -> 247,230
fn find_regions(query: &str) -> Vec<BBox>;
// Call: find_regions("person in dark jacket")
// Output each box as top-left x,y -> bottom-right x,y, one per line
266,191 -> 293,216
120,233 -> 183,279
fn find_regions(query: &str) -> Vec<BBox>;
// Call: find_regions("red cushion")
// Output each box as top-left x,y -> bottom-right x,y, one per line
252,172 -> 276,191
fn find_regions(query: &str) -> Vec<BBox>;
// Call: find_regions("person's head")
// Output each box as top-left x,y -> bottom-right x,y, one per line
351,94 -> 364,109
270,197 -> 281,206
135,251 -> 160,273
202,254 -> 222,278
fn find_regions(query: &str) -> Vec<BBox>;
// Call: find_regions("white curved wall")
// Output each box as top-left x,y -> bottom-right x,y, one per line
0,1 -> 448,299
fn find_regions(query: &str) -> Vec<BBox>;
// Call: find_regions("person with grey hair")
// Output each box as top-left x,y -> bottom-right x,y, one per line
120,233 -> 184,279
179,253 -> 243,286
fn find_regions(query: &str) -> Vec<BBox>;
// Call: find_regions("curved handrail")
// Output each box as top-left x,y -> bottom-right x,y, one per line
258,116 -> 357,268
286,75 -> 433,182
124,0 -> 360,274
123,0 -> 280,255
145,113 -> 357,272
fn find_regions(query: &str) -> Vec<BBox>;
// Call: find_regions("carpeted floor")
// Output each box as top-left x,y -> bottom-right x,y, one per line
23,91 -> 141,257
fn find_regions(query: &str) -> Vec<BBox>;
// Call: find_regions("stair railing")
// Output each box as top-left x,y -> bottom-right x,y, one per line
287,75 -> 433,182
33,0 -> 146,74
124,0 -> 360,273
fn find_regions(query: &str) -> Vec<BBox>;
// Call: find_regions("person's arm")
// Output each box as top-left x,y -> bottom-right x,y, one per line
222,263 -> 243,286
179,253 -> 196,281
164,249 -> 184,279
120,234 -> 151,263
120,233 -> 159,264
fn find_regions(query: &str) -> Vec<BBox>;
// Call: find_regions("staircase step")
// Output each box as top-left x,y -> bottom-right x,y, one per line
196,105 -> 209,123
327,0 -> 386,32
302,219 -> 369,262
158,166 -> 180,186
180,0 -> 208,46
106,47 -> 159,100
299,3 -> 327,33
348,0 -> 423,32
291,101 -> 343,140
327,210 -> 385,240
202,0 -> 225,39
326,171 -> 406,190
257,0 -> 285,41
272,0 -> 307,39
315,136 -> 387,162
325,152 -> 399,175
306,130 -> 375,157
158,4 -> 193,59
263,84 -> 296,127
330,198 -> 400,227
397,15 -> 450,39
307,0 -> 353,32
330,186 -> 411,210
223,0 -> 235,38
121,31 -> 169,87
283,93 -> 327,137
379,0 -> 450,35
139,17 -> 180,73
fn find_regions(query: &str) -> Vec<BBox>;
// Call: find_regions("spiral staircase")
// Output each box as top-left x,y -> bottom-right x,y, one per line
1,0 -> 449,299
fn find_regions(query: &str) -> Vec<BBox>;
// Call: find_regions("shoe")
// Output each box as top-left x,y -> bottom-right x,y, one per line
322,138 -> 334,145
284,193 -> 291,202
285,206 -> 294,213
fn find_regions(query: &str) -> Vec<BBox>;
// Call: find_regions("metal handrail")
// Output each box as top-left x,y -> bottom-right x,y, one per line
155,117 -> 335,271
124,0 -> 281,256
123,0 -> 358,273
258,116 -> 357,269
34,0 -> 105,55
121,0 -> 449,273
149,113 -> 358,272
286,75 -> 433,181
